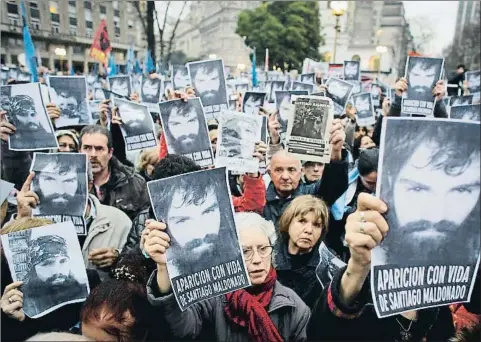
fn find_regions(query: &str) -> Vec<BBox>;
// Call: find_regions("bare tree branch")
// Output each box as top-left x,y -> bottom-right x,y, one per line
166,1 -> 187,65
133,1 -> 148,36
153,7 -> 164,58
158,1 -> 171,60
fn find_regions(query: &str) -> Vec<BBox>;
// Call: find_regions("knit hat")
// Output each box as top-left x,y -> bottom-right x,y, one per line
28,235 -> 69,267
55,130 -> 80,151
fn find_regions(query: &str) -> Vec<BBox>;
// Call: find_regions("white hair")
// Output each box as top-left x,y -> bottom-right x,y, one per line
234,212 -> 277,246
26,332 -> 93,341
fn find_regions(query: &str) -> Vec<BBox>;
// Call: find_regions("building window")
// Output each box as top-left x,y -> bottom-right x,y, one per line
8,17 -> 19,26
69,17 -> 77,27
86,21 -> 93,29
30,7 -> 40,19
31,19 -> 40,30
68,0 -> 76,7
100,5 -> 107,14
49,0 -> 58,14
84,1 -> 92,10
51,13 -> 60,23
7,2 -> 18,15
70,29 -> 77,36
52,25 -> 60,34
115,26 -> 121,38
114,9 -> 120,17
29,1 -> 38,8
128,20 -> 134,29
112,1 -> 119,10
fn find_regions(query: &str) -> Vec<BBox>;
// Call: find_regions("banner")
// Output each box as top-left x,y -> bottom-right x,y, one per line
89,19 -> 112,66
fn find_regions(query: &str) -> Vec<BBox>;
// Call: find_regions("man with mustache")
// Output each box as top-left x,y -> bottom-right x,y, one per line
407,58 -> 442,102
149,170 -> 239,277
141,77 -> 161,103
22,235 -> 89,317
163,100 -> 211,155
5,95 -> 54,150
189,61 -> 226,107
32,155 -> 85,216
54,87 -> 87,126
376,120 -> 480,266
117,102 -> 149,136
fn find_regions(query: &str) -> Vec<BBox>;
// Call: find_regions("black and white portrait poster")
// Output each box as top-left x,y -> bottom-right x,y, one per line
1,221 -> 89,318
147,167 -> 250,311
132,74 -> 143,95
449,104 -> 480,122
89,100 -> 102,124
0,83 -> 58,151
402,56 -> 444,116
216,111 -> 262,174
316,242 -> 346,289
449,95 -> 473,107
352,93 -> 376,127
141,76 -> 162,104
300,73 -> 315,85
30,152 -> 88,235
8,67 -> 19,81
343,61 -> 360,81
267,81 -> 285,103
107,75 -> 132,99
328,63 -> 344,79
286,96 -> 333,163
349,81 -> 362,96
465,70 -> 480,95
291,81 -> 315,94
1,67 -> 8,85
235,83 -> 249,94
113,98 -> 157,151
187,59 -> 228,120
370,83 -> 382,107
18,72 -> 32,82
275,90 -> 308,135
325,77 -> 354,117
48,76 -> 90,128
159,97 -> 214,167
371,117 -> 480,318
91,79 -> 106,101
172,65 -> 190,90
242,91 -> 265,116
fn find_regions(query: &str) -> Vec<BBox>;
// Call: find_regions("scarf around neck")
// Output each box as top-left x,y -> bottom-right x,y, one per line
224,267 -> 283,342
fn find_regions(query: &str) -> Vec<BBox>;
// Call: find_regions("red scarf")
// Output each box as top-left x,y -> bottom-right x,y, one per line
224,268 -> 283,342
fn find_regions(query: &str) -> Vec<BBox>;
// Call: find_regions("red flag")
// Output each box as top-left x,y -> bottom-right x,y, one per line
89,19 -> 112,66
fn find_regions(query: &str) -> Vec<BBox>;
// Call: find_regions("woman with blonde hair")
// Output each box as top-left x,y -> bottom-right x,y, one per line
0,218 -> 101,341
275,195 -> 331,308
137,148 -> 160,181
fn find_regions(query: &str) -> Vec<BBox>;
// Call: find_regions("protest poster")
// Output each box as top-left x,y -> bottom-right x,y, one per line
18,72 -> 32,82
449,104 -> 480,122
291,81 -> 315,94
286,96 -> 333,163
235,83 -> 249,94
465,70 -> 480,95
216,110 -> 262,174
328,63 -> 344,78
370,83 -> 382,107
401,56 -> 444,116
48,76 -> 91,128
242,91 -> 265,116
163,80 -> 173,99
300,73 -> 315,85
316,242 -> 346,289
91,79 -> 106,101
107,75 -> 132,99
88,100 -> 102,124
352,92 -> 376,127
187,59 -> 228,120
325,77 -> 354,117
30,153 -> 88,235
141,76 -> 162,104
0,83 -> 58,151
159,97 -> 214,167
1,221 -> 89,318
147,167 -> 250,311
1,67 -> 8,85
172,65 -> 190,90
274,90 -> 307,135
8,67 -> 19,81
302,58 -> 328,76
113,98 -> 157,151
349,81 -> 362,95
372,117 -> 480,318
344,61 -> 361,81
228,99 -> 236,111
267,81 -> 285,103
226,79 -> 237,98
450,95 -> 473,107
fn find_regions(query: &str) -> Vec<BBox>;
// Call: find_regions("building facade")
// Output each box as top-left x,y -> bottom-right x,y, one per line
454,0 -> 480,47
1,0 -> 147,73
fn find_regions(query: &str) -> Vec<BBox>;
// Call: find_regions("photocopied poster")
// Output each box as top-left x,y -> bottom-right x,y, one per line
465,70 -> 480,95
140,76 -> 162,104
89,100 -> 102,124
0,83 -> 58,151
343,61 -> 361,81
113,98 -> 157,151
286,96 -> 333,163
235,83 -> 249,94
316,242 -> 346,289
159,97 -> 214,167
1,221 -> 89,318
267,81 -> 285,103
48,76 -> 91,128
449,104 -> 480,122
449,95 -> 473,107
352,92 -> 376,127
172,65 -> 190,90
291,81 -> 315,94
147,167 -> 250,311
242,91 -> 265,116
325,77 -> 354,117
187,59 -> 228,120
402,56 -> 444,116
372,117 -> 480,318
107,75 -> 132,99
30,153 -> 88,235
216,110 -> 262,174
328,63 -> 344,79
300,73 -> 315,85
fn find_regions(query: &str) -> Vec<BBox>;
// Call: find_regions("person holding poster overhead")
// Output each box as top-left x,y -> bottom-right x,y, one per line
143,212 -> 310,341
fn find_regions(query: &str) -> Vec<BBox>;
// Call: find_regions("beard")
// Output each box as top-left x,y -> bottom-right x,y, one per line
171,233 -> 220,275
37,190 -> 76,214
175,133 -> 198,150
18,121 -> 41,132
385,219 -> 477,265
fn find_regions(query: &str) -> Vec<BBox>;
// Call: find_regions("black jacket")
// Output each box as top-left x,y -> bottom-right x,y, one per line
91,156 -> 150,220
123,207 -> 150,253
263,151 -> 349,228
307,266 -> 456,341
1,141 -> 33,190
275,237 -> 322,309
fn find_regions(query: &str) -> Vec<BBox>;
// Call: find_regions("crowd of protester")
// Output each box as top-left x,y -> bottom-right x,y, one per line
0,59 -> 479,342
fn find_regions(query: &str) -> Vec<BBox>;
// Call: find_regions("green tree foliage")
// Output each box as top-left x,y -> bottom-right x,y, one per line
236,1 -> 323,71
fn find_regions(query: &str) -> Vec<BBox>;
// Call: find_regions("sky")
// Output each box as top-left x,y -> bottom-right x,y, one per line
402,1 -> 458,56
155,1 -> 459,57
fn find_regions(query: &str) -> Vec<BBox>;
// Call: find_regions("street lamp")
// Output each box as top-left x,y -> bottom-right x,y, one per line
376,45 -> 388,78
330,1 -> 347,63
54,47 -> 66,73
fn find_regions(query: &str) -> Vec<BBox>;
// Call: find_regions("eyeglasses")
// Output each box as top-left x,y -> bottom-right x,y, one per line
242,245 -> 273,261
